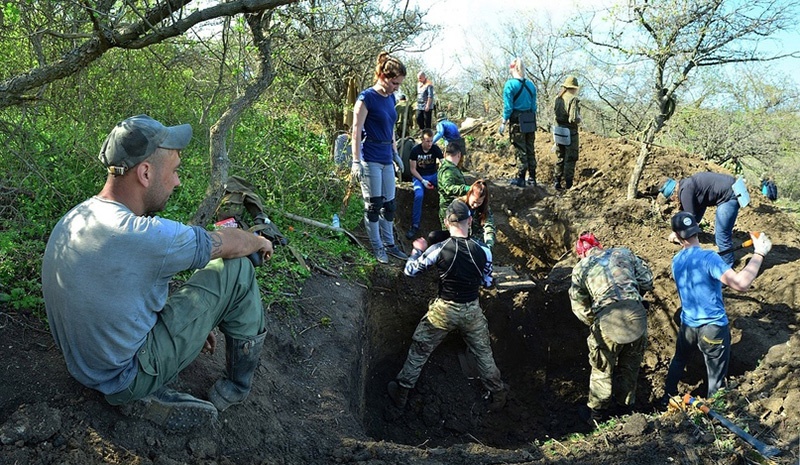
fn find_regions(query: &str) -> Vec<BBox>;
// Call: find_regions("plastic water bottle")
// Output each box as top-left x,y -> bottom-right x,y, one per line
332,214 -> 340,229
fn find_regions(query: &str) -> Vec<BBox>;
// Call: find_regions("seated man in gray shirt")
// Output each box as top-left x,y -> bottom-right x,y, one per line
42,115 -> 273,430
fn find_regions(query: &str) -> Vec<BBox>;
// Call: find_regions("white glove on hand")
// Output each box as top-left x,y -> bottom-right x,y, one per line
752,232 -> 772,256
393,153 -> 404,174
350,161 -> 363,182
498,123 -> 505,136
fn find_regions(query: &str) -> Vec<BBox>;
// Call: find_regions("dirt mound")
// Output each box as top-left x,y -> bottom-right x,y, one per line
2,124 -> 799,464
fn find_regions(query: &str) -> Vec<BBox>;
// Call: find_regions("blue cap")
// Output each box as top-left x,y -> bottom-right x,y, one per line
660,178 -> 677,198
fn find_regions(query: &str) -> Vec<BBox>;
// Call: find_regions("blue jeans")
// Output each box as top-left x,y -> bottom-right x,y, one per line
715,198 -> 740,266
664,323 -> 730,398
410,172 -> 438,227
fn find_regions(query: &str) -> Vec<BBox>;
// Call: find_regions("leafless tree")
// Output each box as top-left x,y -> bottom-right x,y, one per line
571,0 -> 800,198
464,13 -> 582,127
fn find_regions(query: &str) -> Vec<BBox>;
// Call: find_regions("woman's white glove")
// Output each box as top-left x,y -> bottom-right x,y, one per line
752,232 -> 772,256
393,152 -> 404,174
351,161 -> 363,182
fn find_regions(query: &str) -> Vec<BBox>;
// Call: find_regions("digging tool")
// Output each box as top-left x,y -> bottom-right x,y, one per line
717,231 -> 759,256
683,394 -> 780,458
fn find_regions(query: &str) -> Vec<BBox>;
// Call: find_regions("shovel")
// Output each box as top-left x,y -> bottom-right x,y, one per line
717,231 -> 759,256
683,394 -> 780,458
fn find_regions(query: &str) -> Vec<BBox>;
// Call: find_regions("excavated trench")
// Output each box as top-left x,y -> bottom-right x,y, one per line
357,186 -> 755,449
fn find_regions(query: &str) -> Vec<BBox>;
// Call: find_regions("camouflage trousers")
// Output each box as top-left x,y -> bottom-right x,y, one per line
554,131 -> 579,185
586,322 -> 646,410
396,297 -> 504,393
510,124 -> 536,173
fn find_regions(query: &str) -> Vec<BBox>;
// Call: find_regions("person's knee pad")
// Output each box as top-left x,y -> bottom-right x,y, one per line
382,198 -> 396,221
365,197 -> 383,222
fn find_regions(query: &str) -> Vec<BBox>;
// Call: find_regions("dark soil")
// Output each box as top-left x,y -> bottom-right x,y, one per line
2,124 -> 799,464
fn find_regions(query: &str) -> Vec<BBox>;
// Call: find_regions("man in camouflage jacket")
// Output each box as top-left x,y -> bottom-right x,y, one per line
437,142 -> 470,227
569,232 -> 653,424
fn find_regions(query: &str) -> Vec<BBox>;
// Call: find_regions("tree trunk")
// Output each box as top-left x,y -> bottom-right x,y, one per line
626,113 -> 666,199
191,12 -> 276,226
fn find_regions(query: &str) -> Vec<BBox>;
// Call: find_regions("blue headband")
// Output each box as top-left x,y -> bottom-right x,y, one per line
660,178 -> 677,198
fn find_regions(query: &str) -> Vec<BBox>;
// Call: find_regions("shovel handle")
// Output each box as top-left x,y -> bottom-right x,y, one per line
717,232 -> 759,256
683,394 -> 710,414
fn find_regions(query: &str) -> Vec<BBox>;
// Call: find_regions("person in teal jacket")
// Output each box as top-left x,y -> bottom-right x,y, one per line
501,57 -> 537,187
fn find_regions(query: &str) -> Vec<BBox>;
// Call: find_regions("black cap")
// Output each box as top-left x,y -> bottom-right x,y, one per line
671,212 -> 701,239
446,199 -> 471,223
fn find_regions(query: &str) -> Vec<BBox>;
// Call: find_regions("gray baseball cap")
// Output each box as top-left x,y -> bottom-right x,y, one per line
98,115 -> 192,175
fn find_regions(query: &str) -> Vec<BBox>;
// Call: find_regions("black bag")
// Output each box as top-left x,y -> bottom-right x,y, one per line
512,79 -> 537,134
518,112 -> 536,134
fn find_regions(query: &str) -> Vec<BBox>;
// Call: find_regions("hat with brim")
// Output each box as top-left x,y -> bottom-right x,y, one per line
562,76 -> 579,89
99,114 -> 192,175
437,112 -> 447,121
597,300 -> 647,344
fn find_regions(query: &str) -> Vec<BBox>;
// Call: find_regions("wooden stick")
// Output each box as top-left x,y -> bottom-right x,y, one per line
276,210 -> 364,249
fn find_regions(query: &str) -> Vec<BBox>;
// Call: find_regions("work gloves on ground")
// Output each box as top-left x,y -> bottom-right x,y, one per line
752,232 -> 772,256
350,160 -> 364,182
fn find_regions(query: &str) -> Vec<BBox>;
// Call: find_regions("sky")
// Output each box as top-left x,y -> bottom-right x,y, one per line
407,0 -> 800,87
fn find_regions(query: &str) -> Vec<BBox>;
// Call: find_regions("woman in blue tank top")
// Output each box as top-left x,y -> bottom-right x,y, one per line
351,52 -> 408,264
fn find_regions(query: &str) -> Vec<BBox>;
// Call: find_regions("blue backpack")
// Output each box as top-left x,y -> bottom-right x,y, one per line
766,181 -> 778,201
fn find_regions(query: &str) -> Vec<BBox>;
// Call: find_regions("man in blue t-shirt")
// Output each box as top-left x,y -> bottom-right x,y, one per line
661,212 -> 771,406
406,128 -> 444,239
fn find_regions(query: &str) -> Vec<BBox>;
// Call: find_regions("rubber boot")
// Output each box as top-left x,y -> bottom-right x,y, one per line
488,384 -> 509,412
387,381 -> 409,408
553,176 -> 563,191
565,179 -> 574,189
122,386 -> 218,431
365,217 -> 388,263
509,169 -> 526,187
578,405 -> 609,425
208,332 -> 266,412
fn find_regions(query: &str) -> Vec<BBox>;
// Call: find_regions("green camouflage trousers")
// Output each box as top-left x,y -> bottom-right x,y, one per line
396,297 -> 504,393
586,322 -> 646,410
554,131 -> 579,184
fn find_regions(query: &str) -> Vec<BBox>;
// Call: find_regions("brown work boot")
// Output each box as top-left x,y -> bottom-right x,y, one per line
387,381 -> 409,408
